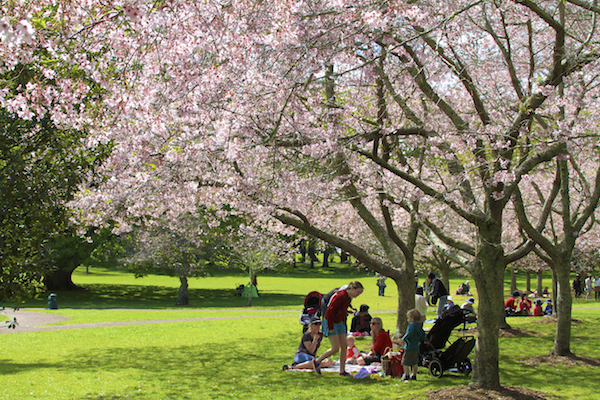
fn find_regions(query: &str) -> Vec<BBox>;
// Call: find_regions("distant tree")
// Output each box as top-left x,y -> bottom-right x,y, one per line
228,225 -> 292,306
124,209 -> 241,305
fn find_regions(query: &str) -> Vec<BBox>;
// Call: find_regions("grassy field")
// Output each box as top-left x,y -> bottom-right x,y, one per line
1,264 -> 599,399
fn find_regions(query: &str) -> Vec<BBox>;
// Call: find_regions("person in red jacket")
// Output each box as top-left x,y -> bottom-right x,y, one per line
357,317 -> 393,365
518,294 -> 532,315
313,281 -> 363,376
505,291 -> 519,315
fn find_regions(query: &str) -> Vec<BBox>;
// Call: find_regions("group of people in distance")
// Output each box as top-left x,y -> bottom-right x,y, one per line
573,274 -> 600,300
504,290 -> 553,317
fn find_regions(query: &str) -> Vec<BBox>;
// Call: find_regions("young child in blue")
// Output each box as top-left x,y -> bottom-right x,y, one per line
544,299 -> 553,316
400,308 -> 427,381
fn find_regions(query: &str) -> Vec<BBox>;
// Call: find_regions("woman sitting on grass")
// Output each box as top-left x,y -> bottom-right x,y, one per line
282,318 -> 332,371
518,294 -> 532,315
357,317 -> 393,366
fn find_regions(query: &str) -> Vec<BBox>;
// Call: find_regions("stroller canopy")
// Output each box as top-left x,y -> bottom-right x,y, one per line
303,291 -> 323,310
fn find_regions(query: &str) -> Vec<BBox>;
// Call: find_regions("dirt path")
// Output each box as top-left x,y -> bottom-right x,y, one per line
0,308 -> 299,334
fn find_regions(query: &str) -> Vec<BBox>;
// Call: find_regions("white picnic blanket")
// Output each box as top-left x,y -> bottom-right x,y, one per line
285,361 -> 382,374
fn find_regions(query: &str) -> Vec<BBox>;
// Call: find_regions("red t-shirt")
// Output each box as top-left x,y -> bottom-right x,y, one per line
532,305 -> 543,316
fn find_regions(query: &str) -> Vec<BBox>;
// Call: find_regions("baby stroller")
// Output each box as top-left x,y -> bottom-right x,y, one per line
419,304 -> 476,378
299,291 -> 323,332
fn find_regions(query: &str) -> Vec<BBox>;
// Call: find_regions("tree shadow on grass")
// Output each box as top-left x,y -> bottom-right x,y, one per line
55,342 -> 385,399
13,284 -> 307,309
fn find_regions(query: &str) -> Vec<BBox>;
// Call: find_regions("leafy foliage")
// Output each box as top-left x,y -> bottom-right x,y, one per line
0,60 -> 110,301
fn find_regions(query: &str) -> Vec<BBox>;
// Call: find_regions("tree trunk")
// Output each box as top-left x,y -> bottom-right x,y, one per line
526,271 -> 531,293
537,270 -> 543,297
510,269 -> 518,293
439,263 -> 451,297
391,268 -> 415,339
470,240 -> 504,389
552,259 -> 573,355
247,272 -> 254,306
322,247 -> 331,268
44,267 -> 81,291
299,240 -> 306,263
308,240 -> 318,266
176,276 -> 189,305
552,268 -> 558,317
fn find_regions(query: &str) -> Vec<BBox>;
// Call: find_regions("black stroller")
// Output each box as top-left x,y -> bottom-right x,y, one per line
299,291 -> 323,332
419,305 -> 476,378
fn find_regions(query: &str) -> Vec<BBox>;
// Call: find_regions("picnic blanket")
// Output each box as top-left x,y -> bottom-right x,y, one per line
285,360 -> 382,374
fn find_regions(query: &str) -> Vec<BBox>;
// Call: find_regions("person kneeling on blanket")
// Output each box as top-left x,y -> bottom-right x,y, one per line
283,318 -> 333,371
357,317 -> 393,365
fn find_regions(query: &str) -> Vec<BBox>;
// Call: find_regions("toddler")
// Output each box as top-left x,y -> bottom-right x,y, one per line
400,309 -> 426,381
346,335 -> 360,364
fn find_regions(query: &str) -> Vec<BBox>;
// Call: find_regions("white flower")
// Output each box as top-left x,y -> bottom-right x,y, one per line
0,18 -> 13,42
15,19 -> 35,44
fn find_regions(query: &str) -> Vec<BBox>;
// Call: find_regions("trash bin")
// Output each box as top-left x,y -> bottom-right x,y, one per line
47,293 -> 58,309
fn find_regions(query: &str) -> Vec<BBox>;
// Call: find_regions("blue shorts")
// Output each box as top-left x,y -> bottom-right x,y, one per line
294,352 -> 315,364
322,318 -> 347,337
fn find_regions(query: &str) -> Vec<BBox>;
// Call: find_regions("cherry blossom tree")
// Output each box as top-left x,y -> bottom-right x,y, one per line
123,208 -> 243,305
513,154 -> 600,356
4,0 -> 600,390
228,225 -> 293,306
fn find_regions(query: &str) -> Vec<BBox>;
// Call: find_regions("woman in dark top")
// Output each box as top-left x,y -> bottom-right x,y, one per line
282,318 -> 332,370
350,304 -> 372,335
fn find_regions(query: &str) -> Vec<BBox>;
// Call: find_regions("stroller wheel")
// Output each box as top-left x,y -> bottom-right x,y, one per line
458,358 -> 472,376
428,359 -> 444,378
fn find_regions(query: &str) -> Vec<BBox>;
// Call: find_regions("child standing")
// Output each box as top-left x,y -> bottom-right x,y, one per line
346,335 -> 360,364
400,309 -> 427,381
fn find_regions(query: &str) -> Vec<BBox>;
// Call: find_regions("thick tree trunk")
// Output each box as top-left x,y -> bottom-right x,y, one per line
537,270 -> 544,297
552,260 -> 573,355
392,269 -> 415,339
526,271 -> 531,293
470,241 -> 504,389
176,276 -> 189,305
44,267 -> 80,291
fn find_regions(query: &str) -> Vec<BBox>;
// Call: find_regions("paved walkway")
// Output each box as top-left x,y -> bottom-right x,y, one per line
1,308 -> 399,334
0,308 -> 298,334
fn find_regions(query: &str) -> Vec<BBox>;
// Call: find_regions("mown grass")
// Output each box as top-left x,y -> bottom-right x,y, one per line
1,264 -> 599,399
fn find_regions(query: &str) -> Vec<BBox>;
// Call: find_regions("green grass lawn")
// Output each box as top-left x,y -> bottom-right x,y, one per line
1,264 -> 599,399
